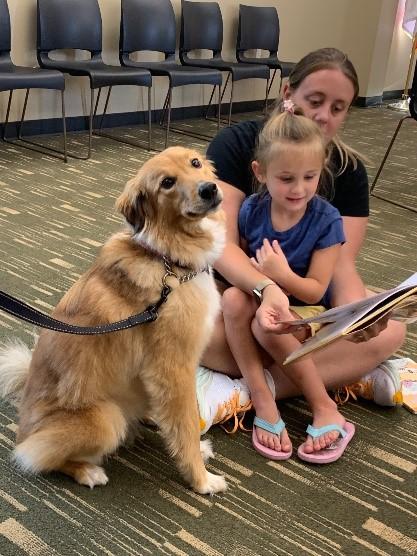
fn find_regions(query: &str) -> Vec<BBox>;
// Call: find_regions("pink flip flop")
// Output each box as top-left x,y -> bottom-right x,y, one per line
297,422 -> 355,464
252,416 -> 293,460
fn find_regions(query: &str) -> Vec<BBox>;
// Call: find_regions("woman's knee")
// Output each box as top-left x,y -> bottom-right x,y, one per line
383,319 -> 406,352
368,319 -> 406,360
222,287 -> 253,322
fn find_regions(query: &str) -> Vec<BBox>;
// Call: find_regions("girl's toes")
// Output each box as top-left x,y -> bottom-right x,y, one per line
303,436 -> 314,454
313,438 -> 322,452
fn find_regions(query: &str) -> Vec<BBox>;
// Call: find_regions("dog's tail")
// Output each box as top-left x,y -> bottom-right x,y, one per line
0,338 -> 32,402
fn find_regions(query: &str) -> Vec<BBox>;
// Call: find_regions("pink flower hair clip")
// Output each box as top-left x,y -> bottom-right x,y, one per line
283,99 -> 295,114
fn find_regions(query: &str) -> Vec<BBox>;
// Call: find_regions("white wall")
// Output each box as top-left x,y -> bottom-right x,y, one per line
0,0 -> 408,124
384,0 -> 416,93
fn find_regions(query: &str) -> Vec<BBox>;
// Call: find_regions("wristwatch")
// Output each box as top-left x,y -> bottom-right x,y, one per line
252,279 -> 275,304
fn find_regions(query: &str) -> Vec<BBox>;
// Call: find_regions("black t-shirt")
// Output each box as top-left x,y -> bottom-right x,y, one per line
206,119 -> 369,217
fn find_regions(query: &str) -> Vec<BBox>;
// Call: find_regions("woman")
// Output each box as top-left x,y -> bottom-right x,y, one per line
199,48 -> 406,454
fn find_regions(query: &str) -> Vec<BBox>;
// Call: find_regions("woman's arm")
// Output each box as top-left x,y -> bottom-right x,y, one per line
330,216 -> 368,306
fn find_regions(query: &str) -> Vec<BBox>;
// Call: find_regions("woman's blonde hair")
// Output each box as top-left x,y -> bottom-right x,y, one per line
255,107 -> 331,196
270,47 -> 364,176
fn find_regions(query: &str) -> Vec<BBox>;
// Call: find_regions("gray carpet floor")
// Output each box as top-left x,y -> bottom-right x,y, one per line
0,105 -> 416,556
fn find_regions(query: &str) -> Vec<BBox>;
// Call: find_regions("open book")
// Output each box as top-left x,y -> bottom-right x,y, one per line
281,272 -> 417,365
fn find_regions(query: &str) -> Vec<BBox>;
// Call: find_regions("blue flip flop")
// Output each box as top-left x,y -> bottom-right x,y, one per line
252,416 -> 293,460
297,422 -> 355,464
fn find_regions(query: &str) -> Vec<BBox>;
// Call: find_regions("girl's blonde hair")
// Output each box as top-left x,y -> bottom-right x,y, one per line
270,47 -> 364,176
255,108 -> 331,196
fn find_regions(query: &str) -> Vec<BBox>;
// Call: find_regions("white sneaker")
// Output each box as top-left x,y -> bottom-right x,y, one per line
196,366 -> 275,434
334,359 -> 402,407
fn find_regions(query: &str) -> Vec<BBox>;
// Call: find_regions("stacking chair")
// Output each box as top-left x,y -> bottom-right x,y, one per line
236,4 -> 296,101
179,0 -> 270,125
37,0 -> 152,160
0,0 -> 67,161
120,0 -> 222,148
370,63 -> 417,214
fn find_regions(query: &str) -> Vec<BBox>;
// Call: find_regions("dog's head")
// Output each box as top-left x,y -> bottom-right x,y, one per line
116,147 -> 225,266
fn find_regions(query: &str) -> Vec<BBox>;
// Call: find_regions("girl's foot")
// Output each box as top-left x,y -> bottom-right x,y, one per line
302,403 -> 346,454
251,392 -> 292,453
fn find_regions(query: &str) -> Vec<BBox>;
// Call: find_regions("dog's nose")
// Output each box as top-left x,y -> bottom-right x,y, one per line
198,182 -> 218,201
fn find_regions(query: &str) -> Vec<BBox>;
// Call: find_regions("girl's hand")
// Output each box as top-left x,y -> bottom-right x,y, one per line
251,239 -> 291,286
255,283 -> 294,334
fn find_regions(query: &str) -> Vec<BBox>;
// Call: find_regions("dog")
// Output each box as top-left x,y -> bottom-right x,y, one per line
0,146 -> 227,494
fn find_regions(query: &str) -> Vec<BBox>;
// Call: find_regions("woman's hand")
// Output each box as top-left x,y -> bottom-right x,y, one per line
251,239 -> 292,288
255,283 -> 294,334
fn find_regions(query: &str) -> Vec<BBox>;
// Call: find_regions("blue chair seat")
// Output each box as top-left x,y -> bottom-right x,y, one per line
40,58 -> 151,89
0,64 -> 64,92
238,55 -> 295,79
123,59 -> 221,88
182,58 -> 269,82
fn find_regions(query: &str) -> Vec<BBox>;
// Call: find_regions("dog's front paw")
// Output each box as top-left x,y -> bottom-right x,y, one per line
194,471 -> 227,495
74,464 -> 109,489
200,439 -> 214,462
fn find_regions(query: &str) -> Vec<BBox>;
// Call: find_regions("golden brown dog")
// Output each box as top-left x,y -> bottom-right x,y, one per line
0,146 -> 227,494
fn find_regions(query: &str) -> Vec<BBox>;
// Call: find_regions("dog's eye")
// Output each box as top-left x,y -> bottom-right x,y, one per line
161,177 -> 176,190
191,158 -> 202,168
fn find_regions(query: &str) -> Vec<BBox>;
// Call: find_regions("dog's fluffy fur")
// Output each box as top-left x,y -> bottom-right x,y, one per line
0,146 -> 227,494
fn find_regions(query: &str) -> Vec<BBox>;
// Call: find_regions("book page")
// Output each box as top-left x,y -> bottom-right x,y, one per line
344,287 -> 417,334
280,276 -> 417,328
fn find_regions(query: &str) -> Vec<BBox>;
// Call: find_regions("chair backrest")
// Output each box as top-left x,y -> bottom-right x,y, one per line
237,4 -> 279,56
37,0 -> 102,55
120,0 -> 176,58
0,0 -> 11,55
180,0 -> 223,55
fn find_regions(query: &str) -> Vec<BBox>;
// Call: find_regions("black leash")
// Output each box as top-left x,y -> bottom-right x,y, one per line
0,285 -> 172,335
0,254 -> 209,335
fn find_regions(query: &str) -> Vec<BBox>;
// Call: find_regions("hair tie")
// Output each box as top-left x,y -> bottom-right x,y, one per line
283,99 -> 295,114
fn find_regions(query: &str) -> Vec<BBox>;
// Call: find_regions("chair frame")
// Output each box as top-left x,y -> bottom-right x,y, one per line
37,0 -> 153,161
2,88 -> 68,163
119,0 -> 221,148
370,66 -> 417,214
179,0 -> 270,126
0,0 -> 67,161
236,4 -> 295,102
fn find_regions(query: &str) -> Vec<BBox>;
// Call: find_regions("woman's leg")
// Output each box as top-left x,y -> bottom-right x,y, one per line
222,287 -> 291,453
201,315 -> 405,398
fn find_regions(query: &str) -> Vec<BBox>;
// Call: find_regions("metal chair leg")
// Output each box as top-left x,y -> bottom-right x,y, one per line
278,74 -> 283,96
227,79 -> 235,126
3,89 -> 68,162
158,83 -> 217,146
204,84 -> 219,120
370,115 -> 417,213
2,90 -> 13,140
165,87 -> 172,149
263,76 -> 270,115
267,68 -> 277,100
159,90 -> 170,127
147,85 -> 152,151
370,116 -> 410,193
217,84 -> 221,131
93,86 -> 154,153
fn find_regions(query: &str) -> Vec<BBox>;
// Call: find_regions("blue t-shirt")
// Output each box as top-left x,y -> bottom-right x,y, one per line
238,194 -> 345,306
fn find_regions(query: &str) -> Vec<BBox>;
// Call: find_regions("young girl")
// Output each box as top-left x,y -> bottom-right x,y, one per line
222,102 -> 354,462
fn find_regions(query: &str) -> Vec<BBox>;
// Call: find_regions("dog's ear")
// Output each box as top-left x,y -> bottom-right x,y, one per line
116,180 -> 148,234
